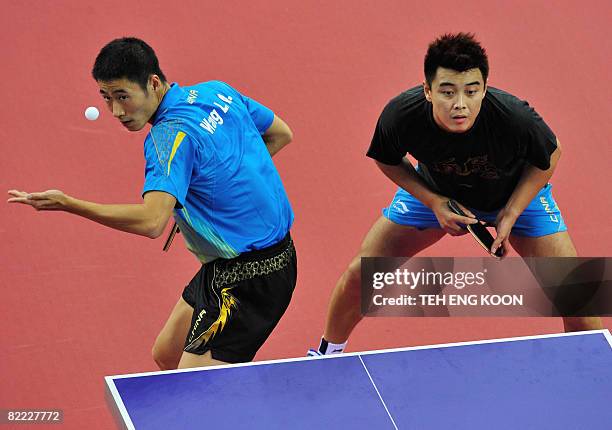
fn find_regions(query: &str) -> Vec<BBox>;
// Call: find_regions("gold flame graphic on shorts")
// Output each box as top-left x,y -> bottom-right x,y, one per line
193,287 -> 238,347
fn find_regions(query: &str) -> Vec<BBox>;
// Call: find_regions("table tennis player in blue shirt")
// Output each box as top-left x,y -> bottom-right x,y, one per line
8,37 -> 297,369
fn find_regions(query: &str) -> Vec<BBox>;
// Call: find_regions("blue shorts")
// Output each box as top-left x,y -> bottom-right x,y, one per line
383,183 -> 567,237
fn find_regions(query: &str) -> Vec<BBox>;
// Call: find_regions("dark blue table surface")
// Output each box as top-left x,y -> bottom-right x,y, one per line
106,331 -> 612,430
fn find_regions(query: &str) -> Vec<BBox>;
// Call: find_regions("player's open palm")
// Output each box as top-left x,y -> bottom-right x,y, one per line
7,189 -> 68,211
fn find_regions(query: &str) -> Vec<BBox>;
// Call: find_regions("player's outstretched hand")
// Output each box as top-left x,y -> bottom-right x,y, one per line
491,207 -> 517,257
7,189 -> 69,211
432,197 -> 477,236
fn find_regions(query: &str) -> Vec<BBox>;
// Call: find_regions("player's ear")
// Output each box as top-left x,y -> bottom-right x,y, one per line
423,81 -> 432,102
149,74 -> 161,91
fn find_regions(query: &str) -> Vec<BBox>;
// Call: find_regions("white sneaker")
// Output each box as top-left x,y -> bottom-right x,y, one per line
306,349 -> 323,357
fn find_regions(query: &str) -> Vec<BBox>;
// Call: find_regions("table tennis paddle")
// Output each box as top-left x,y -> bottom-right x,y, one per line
447,200 -> 503,258
163,222 -> 180,252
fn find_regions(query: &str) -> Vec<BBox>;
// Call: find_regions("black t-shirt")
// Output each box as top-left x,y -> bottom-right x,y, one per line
366,86 -> 557,211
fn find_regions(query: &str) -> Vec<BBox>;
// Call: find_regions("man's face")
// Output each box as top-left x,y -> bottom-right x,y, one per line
424,67 -> 487,133
98,77 -> 159,131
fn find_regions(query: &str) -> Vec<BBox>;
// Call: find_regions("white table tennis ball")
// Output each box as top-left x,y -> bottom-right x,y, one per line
85,106 -> 100,121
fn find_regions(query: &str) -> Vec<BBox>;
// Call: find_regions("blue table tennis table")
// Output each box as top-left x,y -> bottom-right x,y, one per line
106,330 -> 612,429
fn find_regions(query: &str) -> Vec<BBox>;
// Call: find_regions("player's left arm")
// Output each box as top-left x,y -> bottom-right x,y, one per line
7,189 -> 176,239
261,114 -> 293,156
234,84 -> 292,156
491,139 -> 561,254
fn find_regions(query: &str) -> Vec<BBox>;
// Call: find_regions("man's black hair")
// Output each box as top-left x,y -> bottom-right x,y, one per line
424,33 -> 489,85
92,37 -> 167,90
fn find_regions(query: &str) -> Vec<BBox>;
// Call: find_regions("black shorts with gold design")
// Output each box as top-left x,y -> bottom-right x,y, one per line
181,233 -> 297,363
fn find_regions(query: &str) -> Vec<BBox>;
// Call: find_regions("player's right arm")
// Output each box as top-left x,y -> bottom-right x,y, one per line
215,82 -> 292,157
375,159 -> 477,235
7,189 -> 175,238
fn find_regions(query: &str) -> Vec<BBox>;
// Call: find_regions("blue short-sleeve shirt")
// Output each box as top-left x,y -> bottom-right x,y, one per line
142,81 -> 293,263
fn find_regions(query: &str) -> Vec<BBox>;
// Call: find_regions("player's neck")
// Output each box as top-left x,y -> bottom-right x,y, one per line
147,83 -> 172,126
157,82 -> 171,103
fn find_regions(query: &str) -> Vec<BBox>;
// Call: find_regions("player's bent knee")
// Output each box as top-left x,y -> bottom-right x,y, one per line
341,257 -> 363,294
152,339 -> 180,371
151,346 -> 170,370
151,297 -> 194,370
